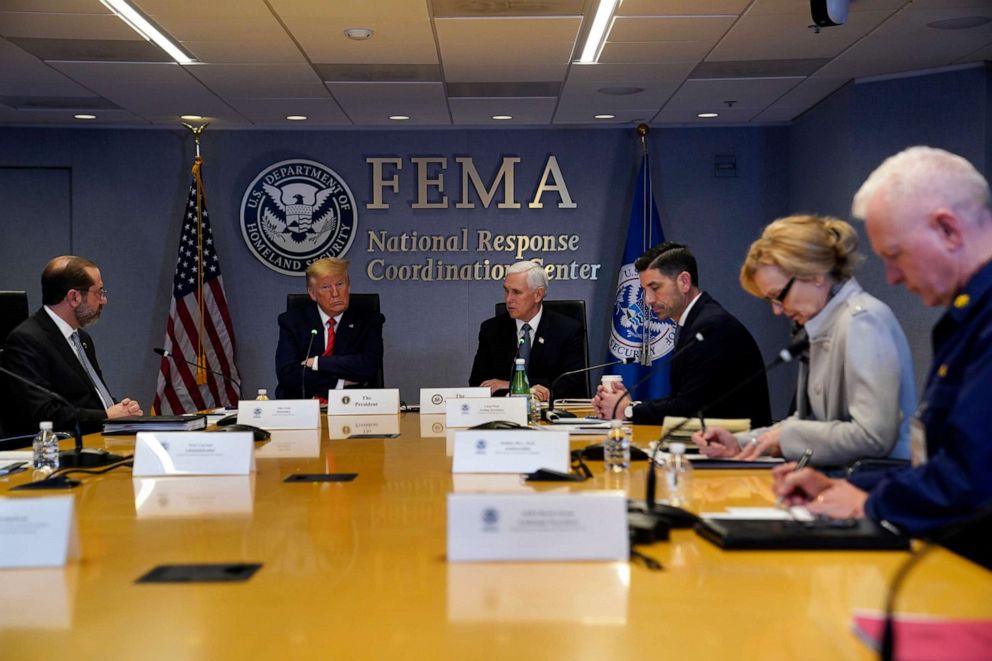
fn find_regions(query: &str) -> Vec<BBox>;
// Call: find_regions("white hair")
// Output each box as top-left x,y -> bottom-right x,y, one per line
506,260 -> 548,292
852,146 -> 990,225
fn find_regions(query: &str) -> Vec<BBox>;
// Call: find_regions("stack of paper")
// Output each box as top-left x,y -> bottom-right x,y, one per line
103,414 -> 206,435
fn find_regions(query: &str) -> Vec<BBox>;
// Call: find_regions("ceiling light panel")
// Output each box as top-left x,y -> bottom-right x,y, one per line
436,18 -> 581,66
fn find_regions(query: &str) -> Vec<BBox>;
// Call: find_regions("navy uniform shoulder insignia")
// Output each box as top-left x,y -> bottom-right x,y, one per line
953,294 -> 970,309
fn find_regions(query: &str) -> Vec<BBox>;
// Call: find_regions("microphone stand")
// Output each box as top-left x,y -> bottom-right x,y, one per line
154,348 -> 243,401
547,357 -> 635,415
0,365 -> 124,468
300,329 -> 319,399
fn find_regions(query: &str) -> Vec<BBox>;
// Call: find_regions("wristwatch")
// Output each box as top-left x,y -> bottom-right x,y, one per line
623,402 -> 637,420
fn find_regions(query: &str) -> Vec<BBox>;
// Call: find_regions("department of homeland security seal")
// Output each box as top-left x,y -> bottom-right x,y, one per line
240,159 -> 357,275
608,262 -> 677,362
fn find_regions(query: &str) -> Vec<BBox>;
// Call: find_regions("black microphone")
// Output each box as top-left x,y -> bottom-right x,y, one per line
0,365 -> 124,468
154,347 -> 243,400
548,356 -> 636,413
609,332 -> 706,419
301,329 -> 319,399
503,334 -> 528,395
643,334 -> 809,512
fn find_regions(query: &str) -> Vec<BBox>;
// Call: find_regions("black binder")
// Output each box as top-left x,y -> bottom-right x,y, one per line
695,517 -> 911,551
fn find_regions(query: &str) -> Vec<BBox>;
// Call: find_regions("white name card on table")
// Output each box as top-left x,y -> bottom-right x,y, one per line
327,414 -> 400,439
238,399 -> 319,429
132,432 -> 255,476
420,387 -> 490,414
445,397 -> 527,428
327,389 -> 400,415
0,496 -> 78,568
452,430 -> 569,474
447,492 -> 629,562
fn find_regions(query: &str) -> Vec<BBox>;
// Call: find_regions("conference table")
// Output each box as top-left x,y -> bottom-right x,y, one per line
1,414 -> 990,660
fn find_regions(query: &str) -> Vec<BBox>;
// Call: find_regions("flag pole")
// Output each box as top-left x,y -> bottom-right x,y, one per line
181,122 -> 210,384
636,123 -> 652,367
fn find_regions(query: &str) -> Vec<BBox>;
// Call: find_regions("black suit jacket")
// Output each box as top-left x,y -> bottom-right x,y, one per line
1,309 -> 113,435
275,303 -> 385,399
469,308 -> 586,398
633,292 -> 772,427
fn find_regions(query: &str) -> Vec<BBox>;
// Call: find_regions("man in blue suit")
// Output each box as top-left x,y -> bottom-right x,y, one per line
775,146 -> 992,540
275,258 -> 384,399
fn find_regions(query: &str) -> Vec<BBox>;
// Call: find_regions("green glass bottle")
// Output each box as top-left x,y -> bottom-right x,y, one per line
509,358 -> 532,421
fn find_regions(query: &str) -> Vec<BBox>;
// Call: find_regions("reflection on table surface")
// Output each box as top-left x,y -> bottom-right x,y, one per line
0,414 -> 989,659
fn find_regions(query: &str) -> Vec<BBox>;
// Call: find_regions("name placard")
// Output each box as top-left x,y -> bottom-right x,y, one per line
0,496 -> 78,568
133,476 -> 255,518
238,399 -> 319,429
328,414 -> 400,439
452,430 -> 569,474
419,387 -> 491,414
445,397 -> 527,428
327,389 -> 400,415
132,432 -> 256,476
447,492 -> 629,562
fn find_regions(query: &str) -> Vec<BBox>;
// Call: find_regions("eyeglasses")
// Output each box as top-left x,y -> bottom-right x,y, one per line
75,287 -> 108,299
768,276 -> 796,306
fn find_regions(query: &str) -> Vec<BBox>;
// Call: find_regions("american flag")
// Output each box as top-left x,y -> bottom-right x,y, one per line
153,157 -> 240,414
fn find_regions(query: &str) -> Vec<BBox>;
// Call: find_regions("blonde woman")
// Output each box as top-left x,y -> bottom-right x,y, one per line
693,215 -> 914,467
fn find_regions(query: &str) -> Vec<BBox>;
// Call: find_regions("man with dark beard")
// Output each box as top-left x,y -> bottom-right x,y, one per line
1,256 -> 142,435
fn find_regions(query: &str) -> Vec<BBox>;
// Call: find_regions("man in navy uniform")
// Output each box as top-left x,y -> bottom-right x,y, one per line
275,257 -> 384,399
775,146 -> 992,539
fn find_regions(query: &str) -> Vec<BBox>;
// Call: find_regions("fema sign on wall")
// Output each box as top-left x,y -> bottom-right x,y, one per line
240,159 -> 357,275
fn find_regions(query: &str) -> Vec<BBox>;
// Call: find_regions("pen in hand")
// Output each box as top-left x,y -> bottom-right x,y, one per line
775,448 -> 814,509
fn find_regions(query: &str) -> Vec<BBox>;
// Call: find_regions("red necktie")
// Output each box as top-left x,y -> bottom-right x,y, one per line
322,318 -> 336,357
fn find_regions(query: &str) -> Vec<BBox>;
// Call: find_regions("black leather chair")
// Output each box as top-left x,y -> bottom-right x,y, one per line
495,299 -> 590,397
286,293 -> 384,388
0,291 -> 29,348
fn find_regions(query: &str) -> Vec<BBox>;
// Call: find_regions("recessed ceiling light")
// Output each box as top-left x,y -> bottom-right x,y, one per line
74,114 -> 96,120
927,16 -> 991,30
697,112 -> 719,118
286,115 -> 307,121
180,114 -> 203,120
599,86 -> 643,96
491,115 -> 513,120
344,28 -> 374,40
594,114 -> 616,119
389,115 -> 410,121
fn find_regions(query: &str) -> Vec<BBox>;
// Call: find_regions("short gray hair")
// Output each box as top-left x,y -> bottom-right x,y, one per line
852,146 -> 990,225
506,260 -> 548,292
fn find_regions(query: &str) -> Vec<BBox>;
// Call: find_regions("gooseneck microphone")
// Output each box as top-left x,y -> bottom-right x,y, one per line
609,332 -> 705,419
301,329 -> 319,399
0,365 -> 124,468
154,347 -> 243,400
548,356 -> 636,413
643,333 -> 811,511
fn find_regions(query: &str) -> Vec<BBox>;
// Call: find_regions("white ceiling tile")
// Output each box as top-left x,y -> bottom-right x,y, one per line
135,0 -> 273,19
436,17 -> 581,65
765,76 -> 848,109
598,40 -> 712,64
153,15 -> 289,42
449,97 -> 557,125
289,18 -> 438,65
327,82 -> 450,125
188,64 -> 325,98
745,0 -> 904,15
0,10 -> 135,39
661,77 -> 802,112
616,0 -> 750,16
552,107 -> 655,124
609,15 -> 736,42
268,0 -> 430,21
652,106 -> 760,124
0,38 -> 94,96
565,62 -> 697,83
225,97 -> 350,125
444,62 -> 568,83
558,79 -> 679,111
182,39 -> 305,64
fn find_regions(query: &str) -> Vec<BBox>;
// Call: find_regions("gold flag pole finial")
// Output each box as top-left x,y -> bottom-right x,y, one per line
181,121 -> 209,158
636,123 -> 649,150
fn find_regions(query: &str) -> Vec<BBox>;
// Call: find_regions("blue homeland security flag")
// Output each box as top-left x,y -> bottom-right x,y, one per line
603,152 -> 677,401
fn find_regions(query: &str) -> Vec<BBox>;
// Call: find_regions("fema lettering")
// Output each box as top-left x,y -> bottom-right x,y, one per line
240,159 -> 358,276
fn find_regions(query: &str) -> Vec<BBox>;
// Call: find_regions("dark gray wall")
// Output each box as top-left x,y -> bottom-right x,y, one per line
789,63 -> 990,393
2,63 -> 988,419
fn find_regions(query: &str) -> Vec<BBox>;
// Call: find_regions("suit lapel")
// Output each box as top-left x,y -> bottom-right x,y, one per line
678,292 -> 710,350
529,311 -> 552,367
34,310 -> 92,386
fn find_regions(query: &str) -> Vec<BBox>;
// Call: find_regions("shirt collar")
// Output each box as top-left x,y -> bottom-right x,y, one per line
804,278 -> 861,339
946,259 -> 992,323
317,305 -> 344,329
678,292 -> 702,327
44,305 -> 76,340
516,305 -> 542,334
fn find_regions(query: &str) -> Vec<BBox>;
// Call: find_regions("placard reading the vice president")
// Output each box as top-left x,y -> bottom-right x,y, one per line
327,389 -> 399,415
420,387 -> 490,414
447,492 -> 629,562
132,432 -> 256,476
238,400 -> 319,429
0,496 -> 78,568
452,430 -> 569,474
446,397 -> 527,428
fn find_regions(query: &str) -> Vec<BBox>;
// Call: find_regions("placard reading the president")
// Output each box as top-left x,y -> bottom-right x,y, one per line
326,389 -> 399,415
419,387 -> 490,414
0,496 -> 78,568
132,432 -> 256,476
238,399 -> 319,429
452,430 -> 569,474
445,397 -> 527,428
447,492 -> 628,562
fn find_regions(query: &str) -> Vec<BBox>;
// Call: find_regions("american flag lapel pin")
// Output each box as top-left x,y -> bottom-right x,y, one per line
538,337 -> 545,344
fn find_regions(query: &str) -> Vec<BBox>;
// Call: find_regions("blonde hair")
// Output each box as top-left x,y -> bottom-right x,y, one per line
739,215 -> 863,297
306,257 -> 349,285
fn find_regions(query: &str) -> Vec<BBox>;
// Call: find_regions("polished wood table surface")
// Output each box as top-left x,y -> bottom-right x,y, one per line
1,415 -> 990,660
